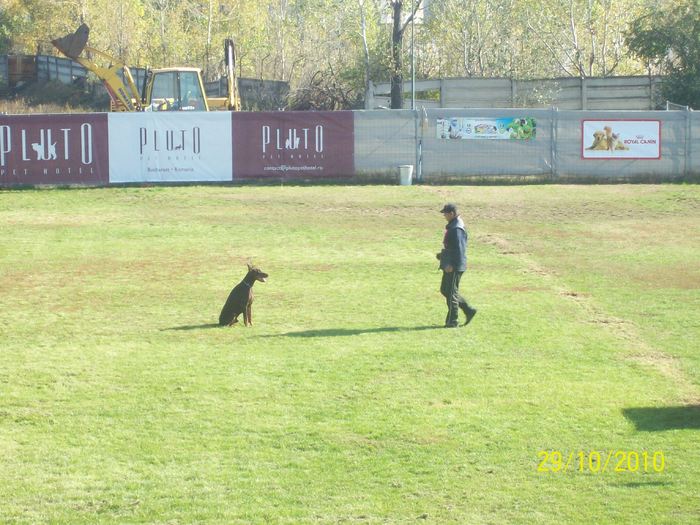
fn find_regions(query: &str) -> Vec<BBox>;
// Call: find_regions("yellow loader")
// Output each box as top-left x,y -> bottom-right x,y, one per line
52,24 -> 241,112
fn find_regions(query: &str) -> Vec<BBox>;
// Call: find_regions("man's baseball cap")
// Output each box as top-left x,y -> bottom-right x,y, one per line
440,203 -> 457,213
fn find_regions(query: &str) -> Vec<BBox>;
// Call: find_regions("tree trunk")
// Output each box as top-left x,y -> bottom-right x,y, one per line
390,0 -> 403,109
359,0 -> 371,106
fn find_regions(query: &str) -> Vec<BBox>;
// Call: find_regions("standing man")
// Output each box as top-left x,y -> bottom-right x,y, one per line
437,203 -> 477,328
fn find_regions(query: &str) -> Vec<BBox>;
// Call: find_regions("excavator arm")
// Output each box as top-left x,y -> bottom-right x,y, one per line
207,39 -> 241,111
224,38 -> 241,111
52,24 -> 142,112
73,48 -> 142,112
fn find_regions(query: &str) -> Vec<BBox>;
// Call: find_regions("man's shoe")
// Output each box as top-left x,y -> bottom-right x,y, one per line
464,308 -> 477,326
444,322 -> 460,328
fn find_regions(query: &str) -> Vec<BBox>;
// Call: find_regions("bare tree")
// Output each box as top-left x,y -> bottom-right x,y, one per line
389,0 -> 422,109
359,0 -> 372,104
526,0 -> 643,78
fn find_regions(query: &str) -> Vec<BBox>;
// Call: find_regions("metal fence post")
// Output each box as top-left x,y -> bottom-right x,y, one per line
686,107 -> 692,177
413,107 -> 428,182
550,106 -> 558,177
418,107 -> 428,181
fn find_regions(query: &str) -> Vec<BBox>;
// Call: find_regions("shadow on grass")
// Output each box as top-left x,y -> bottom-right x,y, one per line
162,323 -> 221,331
622,405 -> 700,431
259,325 -> 441,338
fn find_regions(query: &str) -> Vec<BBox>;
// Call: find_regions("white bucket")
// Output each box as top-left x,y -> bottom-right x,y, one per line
399,164 -> 414,185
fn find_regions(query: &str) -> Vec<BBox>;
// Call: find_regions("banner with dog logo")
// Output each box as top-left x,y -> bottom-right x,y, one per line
0,113 -> 109,186
582,120 -> 661,159
436,117 -> 537,140
108,112 -> 233,183
232,111 -> 354,178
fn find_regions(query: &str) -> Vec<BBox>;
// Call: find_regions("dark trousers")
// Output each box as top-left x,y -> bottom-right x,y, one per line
440,270 -> 470,326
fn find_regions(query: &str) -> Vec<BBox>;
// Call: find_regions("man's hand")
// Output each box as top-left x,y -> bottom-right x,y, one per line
444,265 -> 454,273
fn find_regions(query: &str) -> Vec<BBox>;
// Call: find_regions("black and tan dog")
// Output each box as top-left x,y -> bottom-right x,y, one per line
218,264 -> 268,327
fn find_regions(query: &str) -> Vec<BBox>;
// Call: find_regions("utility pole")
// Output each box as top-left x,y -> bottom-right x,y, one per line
411,0 -> 415,110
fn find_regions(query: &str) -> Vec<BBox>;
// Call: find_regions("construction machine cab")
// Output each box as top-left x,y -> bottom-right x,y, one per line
146,68 -> 208,111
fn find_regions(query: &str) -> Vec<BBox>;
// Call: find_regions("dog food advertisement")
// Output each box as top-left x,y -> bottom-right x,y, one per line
582,120 -> 661,159
108,112 -> 233,183
436,117 -> 537,140
0,113 -> 109,186
232,111 -> 354,178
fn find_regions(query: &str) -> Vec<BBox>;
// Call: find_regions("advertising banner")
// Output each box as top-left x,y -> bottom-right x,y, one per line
0,113 -> 109,186
232,111 -> 354,178
582,120 -> 661,159
108,112 -> 233,183
436,117 -> 537,140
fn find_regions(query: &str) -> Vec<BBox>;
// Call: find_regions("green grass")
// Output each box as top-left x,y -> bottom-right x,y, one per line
1,184 -> 699,524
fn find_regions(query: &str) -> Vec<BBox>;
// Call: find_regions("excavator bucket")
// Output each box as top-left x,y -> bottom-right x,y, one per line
51,23 -> 90,60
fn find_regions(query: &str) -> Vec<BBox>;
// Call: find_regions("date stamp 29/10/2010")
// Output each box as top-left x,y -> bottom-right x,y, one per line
537,450 -> 666,474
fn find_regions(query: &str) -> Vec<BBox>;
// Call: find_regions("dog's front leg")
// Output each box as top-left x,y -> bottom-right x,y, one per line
245,302 -> 253,326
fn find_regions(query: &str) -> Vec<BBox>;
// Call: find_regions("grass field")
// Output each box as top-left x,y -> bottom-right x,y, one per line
1,183 -> 699,524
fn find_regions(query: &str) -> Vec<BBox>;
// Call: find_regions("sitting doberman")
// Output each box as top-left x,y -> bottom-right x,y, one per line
218,264 -> 268,327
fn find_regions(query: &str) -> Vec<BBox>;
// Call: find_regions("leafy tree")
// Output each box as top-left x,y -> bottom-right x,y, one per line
420,0 -> 646,80
207,0 -> 268,82
0,4 -> 21,54
0,0 -> 669,110
85,0 -> 146,65
422,0 -> 521,78
627,0 -> 700,108
0,0 -> 83,54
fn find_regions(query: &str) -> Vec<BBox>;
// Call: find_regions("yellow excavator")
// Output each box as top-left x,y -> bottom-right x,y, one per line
51,24 -> 241,112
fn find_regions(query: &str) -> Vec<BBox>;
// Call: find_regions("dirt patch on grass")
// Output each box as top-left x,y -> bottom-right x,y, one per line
308,264 -> 336,272
492,285 -> 550,293
560,291 -> 591,299
614,264 -> 700,290
479,234 -> 525,256
627,352 -> 700,404
2,210 -> 120,227
421,185 -> 700,226
480,232 -> 700,402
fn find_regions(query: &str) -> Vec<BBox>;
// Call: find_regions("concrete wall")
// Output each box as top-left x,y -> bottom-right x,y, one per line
368,76 -> 664,111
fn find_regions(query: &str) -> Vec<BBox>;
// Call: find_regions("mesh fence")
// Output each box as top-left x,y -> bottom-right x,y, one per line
354,108 -> 698,180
